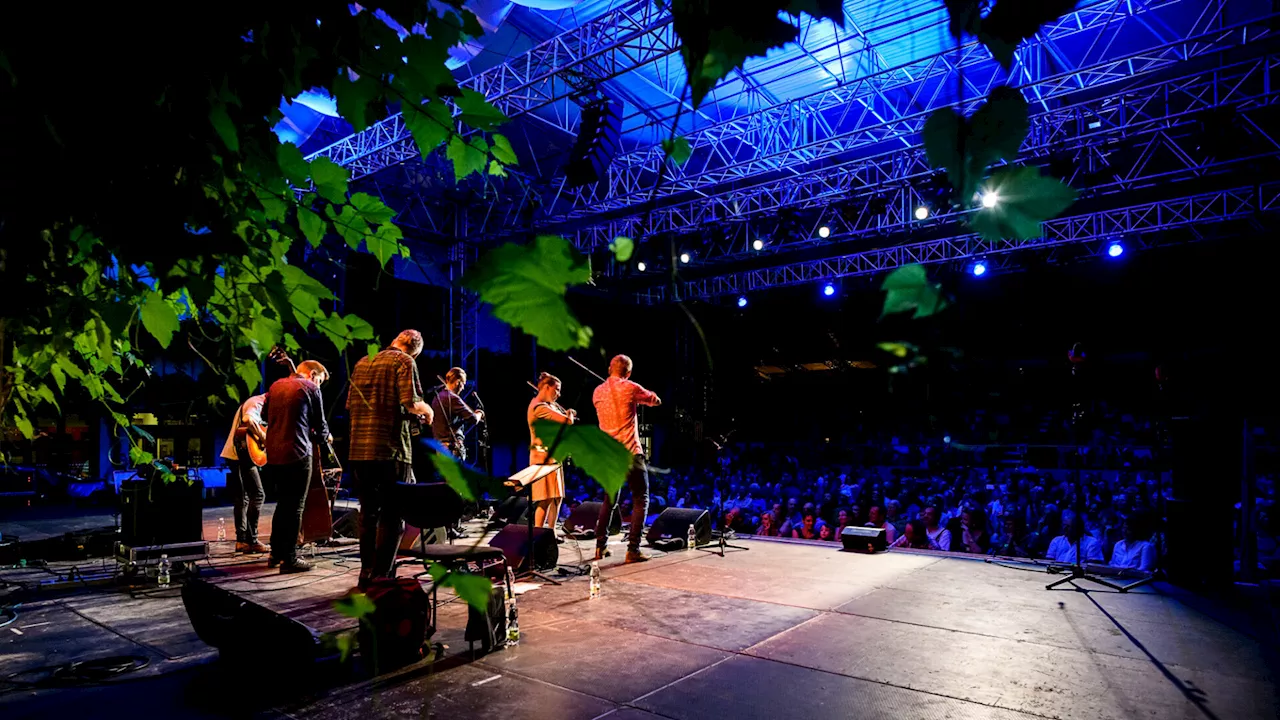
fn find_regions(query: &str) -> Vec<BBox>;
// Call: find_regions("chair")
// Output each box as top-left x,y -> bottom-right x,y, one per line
391,482 -> 508,651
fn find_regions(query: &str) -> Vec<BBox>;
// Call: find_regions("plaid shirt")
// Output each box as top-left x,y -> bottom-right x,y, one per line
346,348 -> 423,463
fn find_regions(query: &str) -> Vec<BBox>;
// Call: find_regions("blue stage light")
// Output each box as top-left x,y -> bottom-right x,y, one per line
943,435 -> 952,444
737,296 -> 748,308
1107,242 -> 1124,258
822,283 -> 836,297
972,261 -> 987,277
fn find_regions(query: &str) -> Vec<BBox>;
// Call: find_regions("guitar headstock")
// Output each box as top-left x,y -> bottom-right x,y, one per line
268,346 -> 297,375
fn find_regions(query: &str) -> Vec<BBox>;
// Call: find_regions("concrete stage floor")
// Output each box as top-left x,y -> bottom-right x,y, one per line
1,511 -> 1277,719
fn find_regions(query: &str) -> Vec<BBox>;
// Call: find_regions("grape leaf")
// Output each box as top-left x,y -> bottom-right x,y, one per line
609,236 -> 635,262
209,103 -> 239,152
424,439 -> 506,502
297,206 -> 327,247
331,73 -> 381,132
403,101 -> 453,157
276,143 -> 311,186
334,592 -> 377,619
532,420 -> 632,501
880,264 -> 948,319
462,235 -> 593,352
350,192 -> 396,225
454,88 -> 507,131
922,108 -> 968,200
661,136 -> 692,165
428,564 -> 493,611
969,86 -> 1029,169
447,134 -> 489,181
310,157 -> 349,204
366,223 -> 404,268
327,203 -> 370,250
490,133 -> 518,165
488,160 -> 508,178
140,290 -> 180,348
235,359 -> 262,391
969,165 -> 1077,240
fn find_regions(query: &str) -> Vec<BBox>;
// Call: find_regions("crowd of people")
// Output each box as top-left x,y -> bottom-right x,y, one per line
560,449 -> 1194,573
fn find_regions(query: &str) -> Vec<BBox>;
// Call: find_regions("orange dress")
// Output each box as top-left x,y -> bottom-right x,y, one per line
527,398 -> 571,502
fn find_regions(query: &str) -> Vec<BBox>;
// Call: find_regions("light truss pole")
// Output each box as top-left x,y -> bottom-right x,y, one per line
637,183 -> 1280,303
304,0 -> 676,179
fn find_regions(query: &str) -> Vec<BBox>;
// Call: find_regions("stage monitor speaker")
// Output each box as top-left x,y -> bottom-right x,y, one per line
840,526 -> 887,553
120,478 -> 204,547
182,578 -> 322,666
488,524 -> 558,572
564,501 -> 620,537
646,507 -> 710,549
492,495 -> 529,526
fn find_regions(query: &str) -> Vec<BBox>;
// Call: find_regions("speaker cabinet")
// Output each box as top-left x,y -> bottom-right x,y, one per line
841,525 -> 887,553
646,507 -> 711,549
563,500 -> 621,537
488,524 -> 558,572
182,578 -> 321,665
120,478 -> 204,546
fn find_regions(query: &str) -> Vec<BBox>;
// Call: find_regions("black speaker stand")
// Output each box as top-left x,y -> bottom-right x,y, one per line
698,529 -> 749,558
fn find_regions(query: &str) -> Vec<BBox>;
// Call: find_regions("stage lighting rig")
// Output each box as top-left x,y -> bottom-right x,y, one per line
752,239 -> 765,251
914,206 -> 929,220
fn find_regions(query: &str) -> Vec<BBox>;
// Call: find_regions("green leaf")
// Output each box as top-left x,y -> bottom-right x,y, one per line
140,290 -> 180,349
297,207 -> 328,247
425,440 -> 505,502
316,313 -> 352,351
922,108 -> 969,200
401,34 -> 458,100
276,142 -> 311,186
328,203 -> 370,250
969,165 -> 1077,240
280,263 -> 335,327
661,136 -> 692,165
438,572 -> 493,611
50,363 -> 67,393
13,412 -> 34,439
490,133 -> 518,165
235,359 -> 262,391
85,316 -> 114,366
454,88 -> 507,131
33,383 -> 57,413
253,184 -> 289,223
334,633 -> 356,662
446,134 -> 488,181
880,264 -> 948,319
129,446 -> 155,467
349,193 -> 396,225
332,73 -> 381,132
609,236 -> 635,263
367,342 -> 380,360
246,314 -> 284,355
876,342 -> 917,358
968,86 -> 1029,169
532,420 -> 632,501
462,235 -> 593,352
334,592 -> 378,620
366,223 -> 404,268
209,103 -> 239,152
403,101 -> 453,158
488,160 -> 508,178
310,157 -> 349,204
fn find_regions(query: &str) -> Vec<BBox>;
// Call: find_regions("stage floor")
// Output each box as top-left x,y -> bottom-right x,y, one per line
1,517 -> 1277,719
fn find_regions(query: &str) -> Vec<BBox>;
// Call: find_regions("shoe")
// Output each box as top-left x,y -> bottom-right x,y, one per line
624,550 -> 649,565
238,541 -> 270,554
355,571 -> 375,592
267,556 -> 281,568
593,548 -> 612,561
279,559 -> 313,574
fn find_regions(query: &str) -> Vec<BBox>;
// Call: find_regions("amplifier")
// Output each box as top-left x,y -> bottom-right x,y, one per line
840,526 -> 887,553
116,540 -> 208,568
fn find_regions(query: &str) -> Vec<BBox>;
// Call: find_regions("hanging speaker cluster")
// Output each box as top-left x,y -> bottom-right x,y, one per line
563,98 -> 621,188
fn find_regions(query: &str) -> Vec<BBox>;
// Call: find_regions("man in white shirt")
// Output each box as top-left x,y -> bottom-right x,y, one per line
1109,515 -> 1157,572
865,505 -> 897,545
219,393 -> 269,553
922,506 -> 951,551
1047,513 -> 1104,565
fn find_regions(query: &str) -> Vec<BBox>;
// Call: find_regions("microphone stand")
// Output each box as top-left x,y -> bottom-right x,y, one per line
472,391 -> 492,478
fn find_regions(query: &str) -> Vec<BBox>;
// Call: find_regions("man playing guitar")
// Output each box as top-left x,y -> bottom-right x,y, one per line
219,393 -> 270,553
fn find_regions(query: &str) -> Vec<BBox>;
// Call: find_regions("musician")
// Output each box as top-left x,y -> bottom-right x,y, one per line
218,393 -> 269,553
347,329 -> 434,589
528,372 -> 575,532
593,355 -> 661,564
262,360 -> 331,574
429,367 -> 484,458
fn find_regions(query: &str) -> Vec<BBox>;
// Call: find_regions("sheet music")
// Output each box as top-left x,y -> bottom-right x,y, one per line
508,463 -> 561,487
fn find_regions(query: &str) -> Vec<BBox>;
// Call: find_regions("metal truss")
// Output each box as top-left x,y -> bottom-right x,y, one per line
637,183 -> 1280,303
565,30 -> 1279,255
544,0 -> 1194,221
304,0 -> 677,179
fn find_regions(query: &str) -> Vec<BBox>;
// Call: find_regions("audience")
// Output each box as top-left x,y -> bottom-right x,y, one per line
1109,514 -> 1157,572
1047,514 -> 1104,564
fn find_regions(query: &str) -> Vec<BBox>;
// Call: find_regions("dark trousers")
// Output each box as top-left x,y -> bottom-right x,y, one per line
597,455 -> 649,552
226,460 -> 264,543
268,458 -> 311,563
353,460 -> 409,579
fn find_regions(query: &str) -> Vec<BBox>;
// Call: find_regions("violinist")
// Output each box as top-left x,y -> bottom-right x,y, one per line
527,372 -> 575,532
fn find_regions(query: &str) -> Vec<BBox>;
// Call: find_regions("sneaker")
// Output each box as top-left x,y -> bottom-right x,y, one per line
593,547 -> 612,561
279,559 -> 313,574
624,550 -> 649,565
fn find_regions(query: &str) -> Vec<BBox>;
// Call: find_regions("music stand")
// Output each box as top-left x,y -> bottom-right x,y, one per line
507,464 -> 562,585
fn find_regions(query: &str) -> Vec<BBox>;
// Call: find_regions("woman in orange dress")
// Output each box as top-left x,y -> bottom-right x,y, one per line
527,373 -> 575,531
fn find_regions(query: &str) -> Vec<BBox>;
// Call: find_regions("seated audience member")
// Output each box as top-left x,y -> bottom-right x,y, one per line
1109,514 -> 1157,572
990,515 -> 1032,557
922,505 -> 952,551
792,512 -> 820,540
1046,513 -> 1104,564
755,511 -> 780,537
886,500 -> 906,536
818,524 -> 834,541
865,505 -> 897,545
890,519 -> 932,549
958,508 -> 990,554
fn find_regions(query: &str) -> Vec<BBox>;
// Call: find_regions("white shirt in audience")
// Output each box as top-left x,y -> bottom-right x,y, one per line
926,526 -> 951,551
1109,539 -> 1156,571
1046,534 -> 1104,564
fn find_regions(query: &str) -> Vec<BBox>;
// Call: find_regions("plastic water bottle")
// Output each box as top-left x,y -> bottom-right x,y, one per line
687,523 -> 697,551
589,561 -> 601,599
217,518 -> 227,543
505,566 -> 520,646
157,554 -> 171,588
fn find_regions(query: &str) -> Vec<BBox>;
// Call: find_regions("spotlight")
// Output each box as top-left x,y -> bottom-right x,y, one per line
972,261 -> 987,277
737,296 -> 748,308
943,435 -> 952,444
981,192 -> 998,208
637,261 -> 647,272
914,206 -> 929,220
822,283 -> 836,297
1107,242 -> 1124,258
818,225 -> 831,238
679,252 -> 691,264
752,239 -> 764,251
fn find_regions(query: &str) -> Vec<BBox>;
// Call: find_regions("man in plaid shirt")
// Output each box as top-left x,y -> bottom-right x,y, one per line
347,329 -> 434,589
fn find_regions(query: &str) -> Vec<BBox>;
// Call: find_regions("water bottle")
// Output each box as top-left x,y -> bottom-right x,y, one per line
217,518 -> 227,543
589,561 -> 601,599
687,523 -> 697,551
157,554 -> 171,588
504,566 -> 520,645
